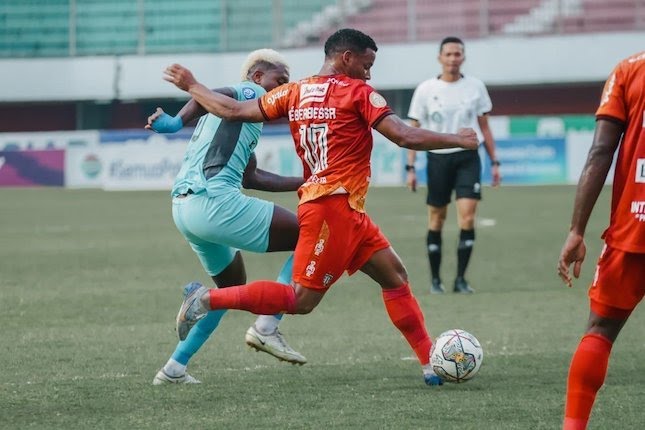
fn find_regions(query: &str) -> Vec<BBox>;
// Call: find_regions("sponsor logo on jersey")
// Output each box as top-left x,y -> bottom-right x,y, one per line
631,200 -> 645,221
242,87 -> 256,100
325,77 -> 350,87
637,159 -> 645,183
299,83 -> 329,106
305,174 -> 327,184
266,88 -> 288,105
369,91 -> 387,108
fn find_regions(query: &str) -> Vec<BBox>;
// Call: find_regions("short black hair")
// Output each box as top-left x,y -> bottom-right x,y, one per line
324,28 -> 378,57
439,36 -> 464,53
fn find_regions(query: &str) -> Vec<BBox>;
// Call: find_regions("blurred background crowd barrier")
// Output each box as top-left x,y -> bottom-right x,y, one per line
0,0 -> 640,189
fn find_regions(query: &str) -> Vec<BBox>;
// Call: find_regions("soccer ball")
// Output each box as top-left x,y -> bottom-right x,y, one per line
430,329 -> 483,383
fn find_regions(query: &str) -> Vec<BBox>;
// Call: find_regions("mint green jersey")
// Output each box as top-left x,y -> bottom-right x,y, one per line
171,81 -> 266,197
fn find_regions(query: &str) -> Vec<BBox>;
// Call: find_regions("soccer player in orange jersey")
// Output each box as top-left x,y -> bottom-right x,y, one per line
558,51 -> 645,429
164,28 -> 478,385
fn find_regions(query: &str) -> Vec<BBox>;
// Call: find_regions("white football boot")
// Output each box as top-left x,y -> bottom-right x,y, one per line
152,369 -> 201,385
245,325 -> 307,365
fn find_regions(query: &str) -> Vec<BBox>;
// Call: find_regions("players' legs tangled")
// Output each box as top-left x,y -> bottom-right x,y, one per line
175,195 -> 440,385
155,251 -> 245,385
155,197 -> 305,385
245,204 -> 307,364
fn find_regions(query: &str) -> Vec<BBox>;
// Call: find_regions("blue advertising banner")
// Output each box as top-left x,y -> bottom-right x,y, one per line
482,137 -> 566,185
99,129 -> 194,144
404,137 -> 567,186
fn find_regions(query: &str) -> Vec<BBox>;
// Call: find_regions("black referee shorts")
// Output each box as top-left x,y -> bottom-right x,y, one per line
426,149 -> 482,207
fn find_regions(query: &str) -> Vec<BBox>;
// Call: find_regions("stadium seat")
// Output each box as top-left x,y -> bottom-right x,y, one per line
1,0 -> 642,57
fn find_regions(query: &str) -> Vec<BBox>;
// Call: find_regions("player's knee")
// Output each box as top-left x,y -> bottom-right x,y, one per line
292,287 -> 322,314
459,212 -> 476,228
293,302 -> 316,314
429,220 -> 444,231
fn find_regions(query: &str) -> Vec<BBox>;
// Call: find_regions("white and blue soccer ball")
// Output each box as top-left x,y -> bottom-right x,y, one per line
430,329 -> 483,383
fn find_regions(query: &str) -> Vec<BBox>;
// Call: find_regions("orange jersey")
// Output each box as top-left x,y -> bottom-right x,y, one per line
259,75 -> 394,212
596,51 -> 645,253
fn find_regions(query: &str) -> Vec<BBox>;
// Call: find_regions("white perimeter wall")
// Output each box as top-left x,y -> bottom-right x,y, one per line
2,32 -> 643,102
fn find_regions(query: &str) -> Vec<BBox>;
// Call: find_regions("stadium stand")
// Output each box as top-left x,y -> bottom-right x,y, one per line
559,0 -> 644,34
0,0 -> 70,57
1,0 -> 643,57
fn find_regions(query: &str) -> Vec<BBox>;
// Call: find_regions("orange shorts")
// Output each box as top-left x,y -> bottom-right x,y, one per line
292,194 -> 390,291
588,244 -> 645,319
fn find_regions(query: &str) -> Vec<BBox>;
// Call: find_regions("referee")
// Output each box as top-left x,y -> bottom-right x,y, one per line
406,36 -> 501,294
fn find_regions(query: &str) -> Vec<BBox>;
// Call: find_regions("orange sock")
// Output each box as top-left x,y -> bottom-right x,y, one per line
382,283 -> 432,365
209,281 -> 296,315
563,333 -> 613,430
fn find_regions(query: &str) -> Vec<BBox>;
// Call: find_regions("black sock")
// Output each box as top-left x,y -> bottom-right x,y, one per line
426,230 -> 442,280
457,229 -> 475,279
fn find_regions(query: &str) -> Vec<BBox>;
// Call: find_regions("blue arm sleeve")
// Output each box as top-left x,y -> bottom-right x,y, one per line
151,113 -> 183,133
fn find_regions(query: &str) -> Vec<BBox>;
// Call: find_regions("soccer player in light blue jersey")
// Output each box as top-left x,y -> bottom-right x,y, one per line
146,49 -> 305,385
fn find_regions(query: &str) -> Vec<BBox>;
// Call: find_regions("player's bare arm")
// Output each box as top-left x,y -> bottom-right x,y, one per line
375,114 -> 478,151
242,153 -> 304,192
163,63 -> 264,122
557,119 -> 623,287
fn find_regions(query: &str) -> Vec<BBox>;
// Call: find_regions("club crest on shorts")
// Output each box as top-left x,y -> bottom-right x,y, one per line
322,273 -> 334,286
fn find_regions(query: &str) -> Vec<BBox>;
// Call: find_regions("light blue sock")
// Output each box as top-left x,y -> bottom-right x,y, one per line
273,254 -> 294,321
171,255 -> 294,365
171,309 -> 226,365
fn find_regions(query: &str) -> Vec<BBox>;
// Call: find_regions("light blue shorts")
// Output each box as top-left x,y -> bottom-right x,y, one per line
172,190 -> 274,276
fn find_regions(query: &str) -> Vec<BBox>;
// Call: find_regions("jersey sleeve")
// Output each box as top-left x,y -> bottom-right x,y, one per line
476,79 -> 493,116
407,83 -> 425,121
354,83 -> 394,128
233,82 -> 265,101
259,82 -> 295,121
596,63 -> 627,123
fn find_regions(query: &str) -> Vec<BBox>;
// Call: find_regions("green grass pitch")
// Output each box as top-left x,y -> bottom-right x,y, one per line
1,185 -> 643,429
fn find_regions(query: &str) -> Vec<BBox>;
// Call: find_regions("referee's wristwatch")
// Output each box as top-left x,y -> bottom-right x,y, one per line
405,164 -> 416,172
491,160 -> 501,167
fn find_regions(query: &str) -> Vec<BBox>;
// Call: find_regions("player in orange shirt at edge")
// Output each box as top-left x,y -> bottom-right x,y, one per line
163,28 -> 478,385
558,51 -> 645,429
